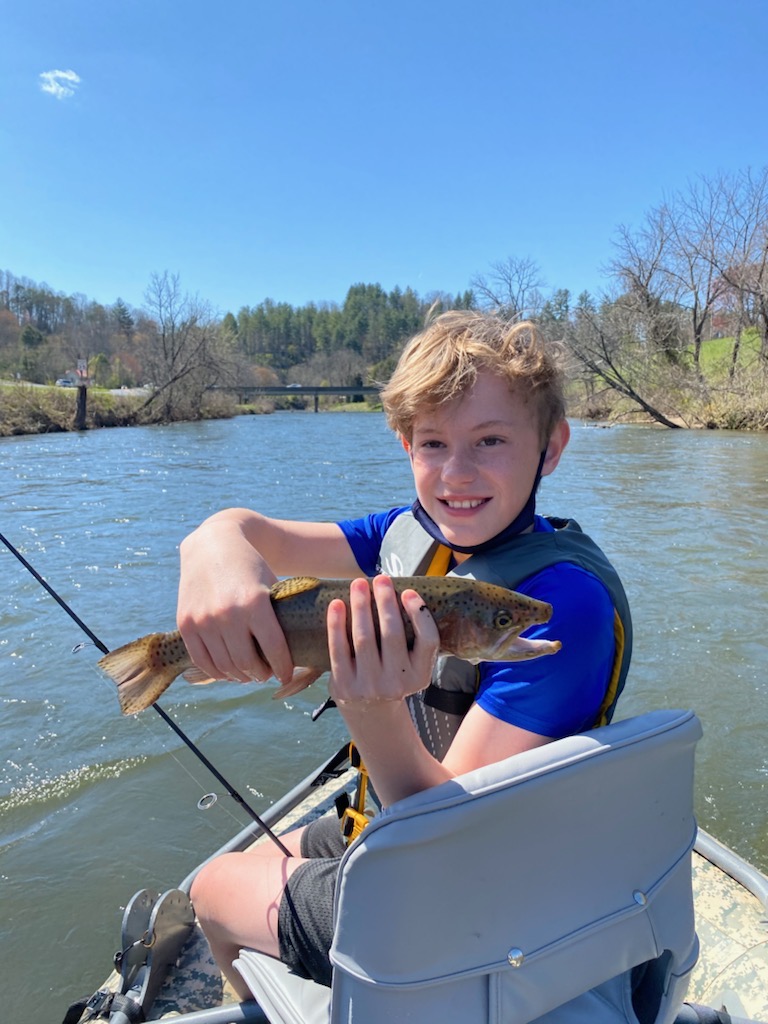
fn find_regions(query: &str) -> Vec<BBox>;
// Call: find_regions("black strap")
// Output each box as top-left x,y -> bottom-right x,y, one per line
61,990 -> 114,1023
109,992 -> 146,1023
421,684 -> 475,716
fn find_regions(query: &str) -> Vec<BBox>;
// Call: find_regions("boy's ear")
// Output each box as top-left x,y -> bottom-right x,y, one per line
400,435 -> 412,455
541,419 -> 570,477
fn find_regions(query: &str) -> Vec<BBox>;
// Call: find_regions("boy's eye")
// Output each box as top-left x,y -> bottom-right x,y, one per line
479,436 -> 504,447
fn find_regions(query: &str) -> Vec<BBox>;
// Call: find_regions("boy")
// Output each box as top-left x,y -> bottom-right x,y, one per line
178,310 -> 632,994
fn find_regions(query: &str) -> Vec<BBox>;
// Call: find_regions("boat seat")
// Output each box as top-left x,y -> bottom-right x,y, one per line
235,708 -> 702,1024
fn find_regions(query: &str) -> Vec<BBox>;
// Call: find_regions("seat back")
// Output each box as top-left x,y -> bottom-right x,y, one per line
237,708 -> 701,1024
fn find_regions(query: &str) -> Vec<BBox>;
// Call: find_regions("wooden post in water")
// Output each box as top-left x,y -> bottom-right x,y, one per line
73,358 -> 89,430
74,385 -> 87,430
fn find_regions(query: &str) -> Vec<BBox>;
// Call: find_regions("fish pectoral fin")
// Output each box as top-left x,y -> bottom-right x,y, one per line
272,666 -> 323,699
270,576 -> 322,601
182,667 -> 219,685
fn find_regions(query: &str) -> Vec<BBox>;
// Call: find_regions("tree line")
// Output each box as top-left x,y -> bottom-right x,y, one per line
0,269 -> 475,421
2,165 -> 767,428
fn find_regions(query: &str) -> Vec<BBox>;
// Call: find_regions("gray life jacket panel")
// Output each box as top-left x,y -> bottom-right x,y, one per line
378,511 -> 633,761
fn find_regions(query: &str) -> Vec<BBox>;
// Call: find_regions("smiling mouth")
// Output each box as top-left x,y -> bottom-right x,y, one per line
442,498 -> 489,510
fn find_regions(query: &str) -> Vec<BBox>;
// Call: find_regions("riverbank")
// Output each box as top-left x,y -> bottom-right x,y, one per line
0,382 -> 383,436
2,379 -> 766,436
0,381 -> 245,436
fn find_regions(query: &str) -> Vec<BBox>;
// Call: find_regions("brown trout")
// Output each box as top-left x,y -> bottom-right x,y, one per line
99,575 -> 561,715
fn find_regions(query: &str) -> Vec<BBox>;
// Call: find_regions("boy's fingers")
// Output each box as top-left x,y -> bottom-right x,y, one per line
348,577 -> 379,669
244,613 -> 294,684
400,588 -> 440,670
371,575 -> 403,641
327,597 -> 351,668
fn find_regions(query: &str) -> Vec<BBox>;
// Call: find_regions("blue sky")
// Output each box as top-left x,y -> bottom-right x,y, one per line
3,0 -> 767,317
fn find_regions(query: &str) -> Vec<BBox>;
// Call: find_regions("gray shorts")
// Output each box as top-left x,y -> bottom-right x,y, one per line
277,813 -> 346,987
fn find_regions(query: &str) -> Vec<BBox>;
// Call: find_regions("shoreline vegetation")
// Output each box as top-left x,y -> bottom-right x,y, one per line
0,381 -> 381,437
2,341 -> 766,439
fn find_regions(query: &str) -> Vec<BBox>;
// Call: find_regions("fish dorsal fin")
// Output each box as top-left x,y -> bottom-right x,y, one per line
271,576 -> 323,601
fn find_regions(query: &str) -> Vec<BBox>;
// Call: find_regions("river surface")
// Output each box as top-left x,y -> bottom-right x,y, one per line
2,412 -> 767,1021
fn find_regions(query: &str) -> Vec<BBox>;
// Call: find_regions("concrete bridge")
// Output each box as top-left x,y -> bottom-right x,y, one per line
215,384 -> 380,412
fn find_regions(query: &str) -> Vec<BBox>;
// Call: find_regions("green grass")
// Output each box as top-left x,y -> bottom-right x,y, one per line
698,329 -> 761,376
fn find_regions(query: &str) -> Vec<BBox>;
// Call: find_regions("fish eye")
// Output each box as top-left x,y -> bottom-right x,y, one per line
494,611 -> 513,629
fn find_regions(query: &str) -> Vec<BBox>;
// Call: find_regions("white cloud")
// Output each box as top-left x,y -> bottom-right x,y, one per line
39,69 -> 81,100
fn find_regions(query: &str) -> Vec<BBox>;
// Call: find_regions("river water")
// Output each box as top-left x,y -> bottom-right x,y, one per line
2,412 -> 767,1021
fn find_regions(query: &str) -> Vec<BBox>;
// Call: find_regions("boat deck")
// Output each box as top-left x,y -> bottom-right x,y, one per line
688,849 -> 768,1019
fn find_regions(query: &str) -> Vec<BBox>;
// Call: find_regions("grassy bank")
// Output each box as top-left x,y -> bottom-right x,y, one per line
566,333 -> 768,430
2,350 -> 766,436
0,383 -> 242,437
0,382 -> 381,437
0,383 -> 140,435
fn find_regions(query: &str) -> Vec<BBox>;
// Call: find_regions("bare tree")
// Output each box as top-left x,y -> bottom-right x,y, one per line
565,294 -> 692,428
609,209 -> 687,363
660,181 -> 730,369
708,168 -> 768,365
139,271 -> 227,421
471,256 -> 545,319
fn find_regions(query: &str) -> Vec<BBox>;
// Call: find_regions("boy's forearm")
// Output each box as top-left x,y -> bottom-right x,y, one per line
188,508 -> 360,578
190,508 -> 287,569
338,699 -> 454,807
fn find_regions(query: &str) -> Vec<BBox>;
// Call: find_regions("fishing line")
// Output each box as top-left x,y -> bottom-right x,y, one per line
0,530 -> 292,856
80,656 -> 258,833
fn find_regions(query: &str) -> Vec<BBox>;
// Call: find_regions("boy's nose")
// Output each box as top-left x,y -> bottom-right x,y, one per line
441,449 -> 476,482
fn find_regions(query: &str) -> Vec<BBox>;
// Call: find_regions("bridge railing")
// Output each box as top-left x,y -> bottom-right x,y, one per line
210,384 -> 380,412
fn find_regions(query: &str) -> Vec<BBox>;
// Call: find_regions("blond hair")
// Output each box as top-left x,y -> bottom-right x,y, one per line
380,310 -> 565,444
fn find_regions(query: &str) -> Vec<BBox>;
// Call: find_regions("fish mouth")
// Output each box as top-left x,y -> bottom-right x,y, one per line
495,635 -> 562,661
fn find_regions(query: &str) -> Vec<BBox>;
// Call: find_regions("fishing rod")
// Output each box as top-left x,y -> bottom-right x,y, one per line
0,530 -> 292,856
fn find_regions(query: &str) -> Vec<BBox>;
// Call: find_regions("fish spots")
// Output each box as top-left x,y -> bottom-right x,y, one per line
100,576 -> 558,714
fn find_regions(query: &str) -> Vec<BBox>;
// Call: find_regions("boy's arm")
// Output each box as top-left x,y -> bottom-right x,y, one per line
329,566 -> 615,806
441,705 -> 553,775
327,576 -> 552,807
177,508 -> 363,685
337,701 -> 550,808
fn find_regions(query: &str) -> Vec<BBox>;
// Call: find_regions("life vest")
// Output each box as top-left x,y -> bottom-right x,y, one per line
378,511 -> 633,760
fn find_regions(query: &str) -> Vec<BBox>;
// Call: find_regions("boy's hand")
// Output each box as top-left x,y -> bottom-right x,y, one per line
176,520 -> 294,686
327,575 -> 439,704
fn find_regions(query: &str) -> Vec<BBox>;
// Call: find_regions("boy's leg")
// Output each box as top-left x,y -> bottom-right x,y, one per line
191,815 -> 346,998
244,823 -> 308,858
191,848 -> 308,1000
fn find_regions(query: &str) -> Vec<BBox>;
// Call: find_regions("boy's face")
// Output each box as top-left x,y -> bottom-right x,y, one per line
405,370 -> 567,553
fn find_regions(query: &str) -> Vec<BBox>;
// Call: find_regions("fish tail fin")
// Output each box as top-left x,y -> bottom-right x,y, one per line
272,666 -> 323,700
99,644 -> 186,715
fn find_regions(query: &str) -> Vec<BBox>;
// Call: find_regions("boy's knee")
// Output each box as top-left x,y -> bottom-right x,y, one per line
190,854 -> 229,921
